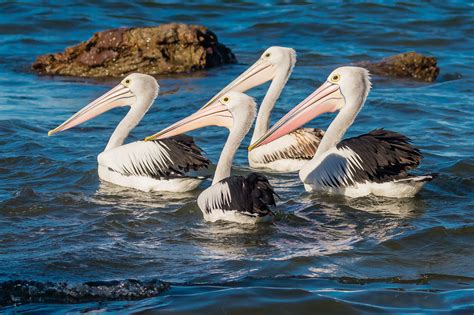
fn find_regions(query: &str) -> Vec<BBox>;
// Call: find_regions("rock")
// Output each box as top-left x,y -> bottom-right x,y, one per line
32,23 -> 236,77
357,52 -> 439,82
0,279 -> 170,306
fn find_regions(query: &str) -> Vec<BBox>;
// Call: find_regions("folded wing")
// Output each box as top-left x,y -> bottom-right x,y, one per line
306,129 -> 422,188
98,137 -> 210,180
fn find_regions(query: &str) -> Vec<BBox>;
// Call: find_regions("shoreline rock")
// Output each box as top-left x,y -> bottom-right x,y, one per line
357,52 -> 439,82
0,279 -> 170,306
32,23 -> 236,77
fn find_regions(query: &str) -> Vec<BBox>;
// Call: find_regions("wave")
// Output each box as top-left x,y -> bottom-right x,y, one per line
2,274 -> 473,310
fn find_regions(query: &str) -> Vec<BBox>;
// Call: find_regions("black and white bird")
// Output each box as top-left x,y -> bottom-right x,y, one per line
48,73 -> 209,192
200,46 -> 324,172
249,66 -> 434,198
146,91 -> 277,223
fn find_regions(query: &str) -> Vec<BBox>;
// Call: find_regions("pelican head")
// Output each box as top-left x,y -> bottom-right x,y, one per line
249,66 -> 371,150
48,73 -> 159,136
200,46 -> 296,109
145,91 -> 256,141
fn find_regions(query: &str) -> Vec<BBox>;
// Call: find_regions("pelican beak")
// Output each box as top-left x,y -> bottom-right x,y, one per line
144,100 -> 233,141
48,83 -> 135,136
200,58 -> 276,109
249,81 -> 344,151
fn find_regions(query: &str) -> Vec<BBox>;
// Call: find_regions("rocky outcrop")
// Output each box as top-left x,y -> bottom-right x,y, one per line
0,279 -> 170,306
357,52 -> 439,82
32,23 -> 236,77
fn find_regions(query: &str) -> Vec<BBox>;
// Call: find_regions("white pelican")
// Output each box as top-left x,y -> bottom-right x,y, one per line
199,46 -> 324,172
249,66 -> 434,198
145,92 -> 277,223
48,73 -> 210,192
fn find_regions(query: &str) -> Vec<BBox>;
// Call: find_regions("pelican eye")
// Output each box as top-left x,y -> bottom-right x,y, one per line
222,97 -> 230,103
331,74 -> 340,82
125,79 -> 131,84
264,52 -> 271,58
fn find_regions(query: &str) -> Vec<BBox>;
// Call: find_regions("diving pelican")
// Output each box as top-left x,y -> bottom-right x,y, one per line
198,46 -> 324,172
146,92 -> 277,223
48,73 -> 210,192
250,67 -> 434,198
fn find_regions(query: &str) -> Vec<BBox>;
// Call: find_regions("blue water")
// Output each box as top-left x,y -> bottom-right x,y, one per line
1,1 -> 474,313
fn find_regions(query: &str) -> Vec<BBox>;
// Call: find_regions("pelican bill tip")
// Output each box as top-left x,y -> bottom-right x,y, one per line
47,129 -> 55,136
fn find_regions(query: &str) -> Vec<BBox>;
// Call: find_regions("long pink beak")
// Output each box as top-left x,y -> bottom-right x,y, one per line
144,101 -> 233,141
200,58 -> 276,109
48,83 -> 135,136
249,81 -> 344,151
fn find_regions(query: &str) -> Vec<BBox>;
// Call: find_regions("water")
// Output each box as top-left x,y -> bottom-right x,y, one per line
1,0 -> 473,313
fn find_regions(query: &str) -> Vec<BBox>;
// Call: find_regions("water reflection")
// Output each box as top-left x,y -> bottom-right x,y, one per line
346,194 -> 426,217
95,181 -> 199,207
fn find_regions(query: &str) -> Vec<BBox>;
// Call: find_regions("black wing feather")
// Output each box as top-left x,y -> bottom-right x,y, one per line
336,129 -> 422,183
169,134 -> 204,156
205,173 -> 277,217
158,137 -> 210,176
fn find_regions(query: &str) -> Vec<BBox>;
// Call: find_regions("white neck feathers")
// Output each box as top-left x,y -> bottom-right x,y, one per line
213,99 -> 256,184
104,95 -> 152,152
251,56 -> 294,143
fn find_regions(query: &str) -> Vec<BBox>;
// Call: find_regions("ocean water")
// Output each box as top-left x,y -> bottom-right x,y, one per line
1,1 -> 473,313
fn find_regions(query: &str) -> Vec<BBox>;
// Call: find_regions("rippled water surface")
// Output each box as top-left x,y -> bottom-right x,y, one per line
1,1 -> 474,313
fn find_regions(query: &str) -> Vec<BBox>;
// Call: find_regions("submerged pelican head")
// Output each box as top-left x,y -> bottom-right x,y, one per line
48,73 -> 159,136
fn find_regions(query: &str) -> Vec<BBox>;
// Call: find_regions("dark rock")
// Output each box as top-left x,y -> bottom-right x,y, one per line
357,52 -> 439,82
32,23 -> 236,77
0,279 -> 170,306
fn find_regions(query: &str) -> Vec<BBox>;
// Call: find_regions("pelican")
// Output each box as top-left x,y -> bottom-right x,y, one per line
250,66 -> 434,198
198,46 -> 324,172
48,73 -> 210,192
145,92 -> 277,223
